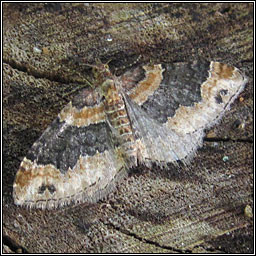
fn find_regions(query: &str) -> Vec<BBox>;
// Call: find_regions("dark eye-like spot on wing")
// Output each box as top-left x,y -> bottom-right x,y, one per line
220,89 -> 228,95
38,184 -> 56,194
38,184 -> 47,194
48,184 -> 56,194
215,94 -> 223,104
215,89 -> 229,104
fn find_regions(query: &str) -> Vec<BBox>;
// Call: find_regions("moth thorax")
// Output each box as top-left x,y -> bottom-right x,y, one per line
101,79 -> 116,100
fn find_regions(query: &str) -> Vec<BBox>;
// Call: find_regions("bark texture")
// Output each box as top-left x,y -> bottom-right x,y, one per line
3,3 -> 253,253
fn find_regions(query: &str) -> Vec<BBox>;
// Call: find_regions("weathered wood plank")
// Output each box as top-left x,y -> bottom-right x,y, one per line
3,3 -> 253,253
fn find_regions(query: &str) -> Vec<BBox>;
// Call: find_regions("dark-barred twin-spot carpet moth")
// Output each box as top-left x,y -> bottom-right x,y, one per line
13,60 -> 248,210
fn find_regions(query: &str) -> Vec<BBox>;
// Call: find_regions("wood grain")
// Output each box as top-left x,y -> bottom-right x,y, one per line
3,3 -> 253,253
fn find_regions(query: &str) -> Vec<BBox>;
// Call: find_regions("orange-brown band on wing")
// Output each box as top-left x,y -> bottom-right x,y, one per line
210,62 -> 235,80
59,102 -> 105,127
128,64 -> 164,105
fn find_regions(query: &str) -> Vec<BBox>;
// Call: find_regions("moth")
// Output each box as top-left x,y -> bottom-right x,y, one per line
13,60 -> 248,210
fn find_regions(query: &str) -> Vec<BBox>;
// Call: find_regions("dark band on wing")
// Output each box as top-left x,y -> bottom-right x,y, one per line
141,60 -> 210,124
26,118 -> 109,174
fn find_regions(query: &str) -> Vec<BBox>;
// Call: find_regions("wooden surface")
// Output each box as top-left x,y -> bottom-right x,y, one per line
3,3 -> 253,253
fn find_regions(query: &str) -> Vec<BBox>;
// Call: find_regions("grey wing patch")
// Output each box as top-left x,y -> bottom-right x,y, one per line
140,60 -> 210,124
25,118 -> 110,173
123,94 -> 203,167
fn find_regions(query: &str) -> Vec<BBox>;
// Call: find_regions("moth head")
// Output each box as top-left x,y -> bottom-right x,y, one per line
92,63 -> 112,86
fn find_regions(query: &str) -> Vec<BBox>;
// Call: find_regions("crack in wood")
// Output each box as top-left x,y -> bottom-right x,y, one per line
104,222 -> 192,253
3,58 -> 85,85
193,244 -> 225,253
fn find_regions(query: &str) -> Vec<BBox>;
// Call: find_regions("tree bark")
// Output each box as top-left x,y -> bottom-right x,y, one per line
3,3 -> 253,253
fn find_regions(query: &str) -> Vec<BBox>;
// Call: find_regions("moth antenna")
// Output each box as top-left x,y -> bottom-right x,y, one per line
105,59 -> 112,65
61,77 -> 95,98
83,63 -> 97,69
